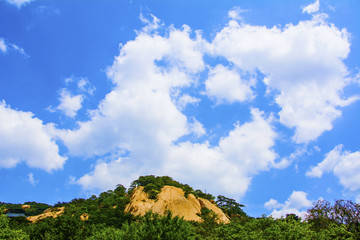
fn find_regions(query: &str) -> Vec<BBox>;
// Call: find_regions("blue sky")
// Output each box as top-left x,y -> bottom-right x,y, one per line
1,0 -> 360,218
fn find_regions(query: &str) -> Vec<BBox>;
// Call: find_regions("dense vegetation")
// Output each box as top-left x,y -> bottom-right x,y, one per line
129,175 -> 215,200
0,202 -> 51,216
1,175 -> 360,239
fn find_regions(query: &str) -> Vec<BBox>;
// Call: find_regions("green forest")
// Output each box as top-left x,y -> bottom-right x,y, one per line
1,175 -> 360,239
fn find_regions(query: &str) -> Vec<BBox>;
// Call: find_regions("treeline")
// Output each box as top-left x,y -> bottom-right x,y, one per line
1,175 -> 360,239
0,202 -> 51,216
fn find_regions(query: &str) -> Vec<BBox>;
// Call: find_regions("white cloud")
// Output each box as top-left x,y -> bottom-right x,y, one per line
307,145 -> 360,192
228,7 -> 247,21
76,158 -> 139,192
77,77 -> 95,95
139,13 -> 164,34
0,101 -> 66,172
165,108 -> 278,198
176,94 -> 200,110
28,172 -> 38,186
59,26 -> 203,158
72,107 -> 277,199
0,38 -> 7,52
5,0 -> 32,8
57,89 -> 83,118
10,43 -> 29,58
0,39 -> 28,57
302,0 -> 320,14
188,117 -> 206,137
265,191 -> 313,219
57,23 -> 278,199
204,65 -> 255,104
211,12 -> 355,143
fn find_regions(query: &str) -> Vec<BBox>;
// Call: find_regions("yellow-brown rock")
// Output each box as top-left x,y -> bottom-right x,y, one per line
27,207 -> 65,222
125,186 -> 230,224
21,204 -> 30,210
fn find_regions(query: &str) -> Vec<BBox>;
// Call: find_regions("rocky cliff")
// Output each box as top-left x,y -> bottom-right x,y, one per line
125,185 -> 230,223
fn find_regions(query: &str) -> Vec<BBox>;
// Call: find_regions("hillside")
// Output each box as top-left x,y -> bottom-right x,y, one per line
2,175 -> 359,239
125,185 -> 230,223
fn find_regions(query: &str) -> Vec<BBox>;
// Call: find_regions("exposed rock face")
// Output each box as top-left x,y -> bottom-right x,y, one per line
27,207 -> 65,222
125,186 -> 230,224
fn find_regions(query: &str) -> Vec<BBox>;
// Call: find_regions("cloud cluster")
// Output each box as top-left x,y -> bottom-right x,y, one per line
53,18 -> 279,198
265,191 -> 313,219
210,9 -> 353,143
55,5 -> 357,197
307,145 -> 360,193
0,101 -> 66,171
2,1 -> 358,203
57,89 -> 83,118
204,65 -> 255,103
49,76 -> 95,118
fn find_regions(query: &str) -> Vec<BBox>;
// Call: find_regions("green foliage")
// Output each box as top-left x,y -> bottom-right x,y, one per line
306,199 -> 360,238
0,206 -> 29,240
3,177 -> 360,240
216,195 -> 247,219
1,202 -> 51,217
193,189 -> 215,200
129,175 -> 214,200
88,211 -> 196,240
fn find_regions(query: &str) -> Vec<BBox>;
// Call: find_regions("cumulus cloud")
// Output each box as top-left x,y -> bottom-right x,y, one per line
265,191 -> 313,219
165,108 -> 277,197
58,6 -> 358,198
0,101 -> 66,172
307,145 -> 360,192
59,23 -> 205,156
302,0 -> 320,14
211,12 -> 355,143
56,21 -> 278,198
5,0 -> 32,8
204,65 -> 255,104
76,158 -> 140,192
74,108 -> 277,198
56,89 -> 83,118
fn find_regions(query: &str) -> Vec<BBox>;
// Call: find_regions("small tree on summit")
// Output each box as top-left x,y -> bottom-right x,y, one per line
216,195 -> 247,218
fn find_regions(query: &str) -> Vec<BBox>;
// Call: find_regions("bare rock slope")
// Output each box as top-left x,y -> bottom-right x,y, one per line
27,207 -> 64,222
125,186 -> 230,224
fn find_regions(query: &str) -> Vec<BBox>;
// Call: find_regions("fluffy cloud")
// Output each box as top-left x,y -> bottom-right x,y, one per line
57,89 -> 83,118
307,145 -> 360,192
59,23 -> 204,157
58,20 -> 278,198
0,101 -> 66,171
5,0 -> 33,8
74,108 -> 277,198
60,8 -> 357,198
302,0 -> 320,14
265,191 -> 313,219
210,12 -> 354,143
204,65 -> 255,103
165,108 -> 277,197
